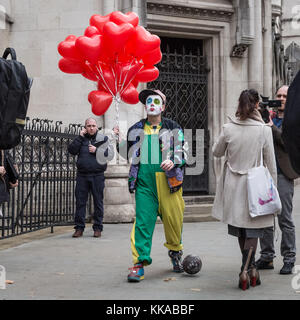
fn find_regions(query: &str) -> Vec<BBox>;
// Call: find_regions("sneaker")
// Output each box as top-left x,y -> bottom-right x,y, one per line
127,263 -> 144,282
255,258 -> 274,270
168,250 -> 184,273
280,262 -> 294,275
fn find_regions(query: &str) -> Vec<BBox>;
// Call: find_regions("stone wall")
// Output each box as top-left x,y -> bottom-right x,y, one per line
6,0 -> 105,127
282,0 -> 300,48
0,0 -> 11,54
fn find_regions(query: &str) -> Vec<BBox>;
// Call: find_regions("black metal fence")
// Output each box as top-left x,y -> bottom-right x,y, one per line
0,118 -> 91,239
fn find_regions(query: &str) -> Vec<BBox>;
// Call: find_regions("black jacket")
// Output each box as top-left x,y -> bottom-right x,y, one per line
272,125 -> 299,180
68,132 -> 112,175
0,150 -> 14,203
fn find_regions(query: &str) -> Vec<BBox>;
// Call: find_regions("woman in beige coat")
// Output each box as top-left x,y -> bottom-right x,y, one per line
212,89 -> 277,290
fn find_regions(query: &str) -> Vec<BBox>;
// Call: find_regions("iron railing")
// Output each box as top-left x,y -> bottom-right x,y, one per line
0,118 -> 92,239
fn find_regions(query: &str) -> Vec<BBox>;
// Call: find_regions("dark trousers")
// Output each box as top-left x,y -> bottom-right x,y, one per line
259,173 -> 296,263
74,174 -> 105,231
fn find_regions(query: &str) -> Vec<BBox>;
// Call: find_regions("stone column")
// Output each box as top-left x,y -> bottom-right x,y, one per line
118,0 -> 147,26
102,0 -> 119,15
101,0 -> 147,223
248,0 -> 264,92
263,0 -> 273,97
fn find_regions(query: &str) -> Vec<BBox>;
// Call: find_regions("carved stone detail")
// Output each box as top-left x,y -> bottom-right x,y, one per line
230,44 -> 248,58
147,2 -> 234,22
230,0 -> 255,58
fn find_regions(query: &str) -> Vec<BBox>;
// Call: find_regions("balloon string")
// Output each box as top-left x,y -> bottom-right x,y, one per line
87,63 -> 119,127
95,62 -> 116,98
114,95 -> 121,129
86,63 -> 102,82
111,57 -> 118,96
120,61 -> 144,95
118,60 -> 124,95
119,57 -> 136,95
86,63 -> 111,95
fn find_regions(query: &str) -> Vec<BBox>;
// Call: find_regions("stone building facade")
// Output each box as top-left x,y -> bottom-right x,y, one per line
0,0 -> 299,222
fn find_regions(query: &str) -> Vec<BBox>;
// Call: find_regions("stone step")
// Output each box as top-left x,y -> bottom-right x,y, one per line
183,203 -> 216,222
156,213 -> 217,223
156,202 -> 216,223
183,213 -> 217,223
184,203 -> 213,215
183,195 -> 215,205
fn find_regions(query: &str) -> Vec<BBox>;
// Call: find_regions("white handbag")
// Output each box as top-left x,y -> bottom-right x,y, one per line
247,129 -> 282,218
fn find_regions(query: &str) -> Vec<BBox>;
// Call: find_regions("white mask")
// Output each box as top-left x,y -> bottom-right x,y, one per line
145,95 -> 163,116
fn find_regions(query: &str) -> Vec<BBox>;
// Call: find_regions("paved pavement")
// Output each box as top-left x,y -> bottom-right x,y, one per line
1,185 -> 300,300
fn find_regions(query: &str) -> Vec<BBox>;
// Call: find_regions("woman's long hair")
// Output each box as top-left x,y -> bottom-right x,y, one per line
235,89 -> 259,120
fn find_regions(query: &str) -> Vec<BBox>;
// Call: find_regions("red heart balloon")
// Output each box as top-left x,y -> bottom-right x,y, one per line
90,13 -> 111,33
141,47 -> 162,66
110,11 -> 139,27
97,81 -> 108,92
135,66 -> 159,82
103,22 -> 135,55
65,35 -> 77,42
58,36 -> 84,61
82,62 -> 98,81
88,90 -> 113,116
97,64 -> 117,95
121,83 -> 139,104
84,26 -> 101,38
131,78 -> 139,88
115,49 -> 132,63
58,58 -> 84,74
115,61 -> 143,92
75,35 -> 104,64
128,26 -> 160,58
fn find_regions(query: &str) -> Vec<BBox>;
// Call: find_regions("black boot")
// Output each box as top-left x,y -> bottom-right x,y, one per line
168,250 -> 184,273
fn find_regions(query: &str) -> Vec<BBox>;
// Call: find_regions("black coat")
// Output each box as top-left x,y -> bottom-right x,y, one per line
0,150 -> 14,203
282,70 -> 300,175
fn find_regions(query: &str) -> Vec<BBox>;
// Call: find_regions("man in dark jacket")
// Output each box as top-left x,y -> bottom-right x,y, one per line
68,118 -> 114,238
257,85 -> 299,274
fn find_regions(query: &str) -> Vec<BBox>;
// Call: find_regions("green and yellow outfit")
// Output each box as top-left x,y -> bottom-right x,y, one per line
119,118 -> 186,266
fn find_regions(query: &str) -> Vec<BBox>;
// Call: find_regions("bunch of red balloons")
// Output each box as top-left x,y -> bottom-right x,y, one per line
58,11 -> 162,116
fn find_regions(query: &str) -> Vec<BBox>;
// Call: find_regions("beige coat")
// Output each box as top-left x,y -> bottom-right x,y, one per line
212,112 -> 277,229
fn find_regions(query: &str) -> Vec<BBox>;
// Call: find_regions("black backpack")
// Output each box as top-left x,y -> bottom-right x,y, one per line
0,48 -> 33,150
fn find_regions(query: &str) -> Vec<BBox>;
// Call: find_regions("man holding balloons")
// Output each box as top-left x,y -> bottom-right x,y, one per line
114,89 -> 187,282
58,11 -> 187,282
